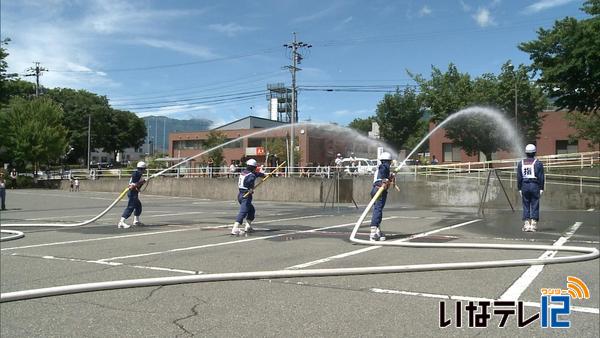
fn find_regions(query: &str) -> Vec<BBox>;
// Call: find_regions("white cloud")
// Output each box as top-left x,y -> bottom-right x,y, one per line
136,104 -> 209,117
419,5 -> 432,17
342,16 -> 353,24
472,7 -> 496,27
133,38 -> 217,59
332,109 -> 370,117
459,0 -> 471,12
292,4 -> 341,23
5,21 -> 119,90
523,0 -> 576,14
208,23 -> 257,37
82,0 -> 202,35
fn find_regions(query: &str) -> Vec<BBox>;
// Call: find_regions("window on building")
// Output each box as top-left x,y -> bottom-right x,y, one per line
247,138 -> 264,148
443,143 -> 461,162
173,140 -> 202,150
556,140 -> 578,154
222,139 -> 243,149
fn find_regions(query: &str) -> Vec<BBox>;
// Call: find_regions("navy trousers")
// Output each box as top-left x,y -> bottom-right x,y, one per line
370,185 -> 388,227
521,182 -> 540,221
0,188 -> 5,210
122,192 -> 142,219
236,191 -> 255,223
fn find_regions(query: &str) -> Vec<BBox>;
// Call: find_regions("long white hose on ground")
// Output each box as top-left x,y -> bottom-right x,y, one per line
0,230 -> 24,242
1,186 -> 598,303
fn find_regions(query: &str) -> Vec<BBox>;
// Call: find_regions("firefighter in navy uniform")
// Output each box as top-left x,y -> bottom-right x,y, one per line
517,144 -> 545,232
231,159 -> 266,235
118,161 -> 147,229
370,152 -> 395,241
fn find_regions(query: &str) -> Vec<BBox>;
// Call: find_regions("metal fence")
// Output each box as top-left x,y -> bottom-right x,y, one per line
402,151 -> 599,193
62,151 -> 599,192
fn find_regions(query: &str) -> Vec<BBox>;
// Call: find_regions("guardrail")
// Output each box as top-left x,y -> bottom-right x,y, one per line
402,151 -> 599,193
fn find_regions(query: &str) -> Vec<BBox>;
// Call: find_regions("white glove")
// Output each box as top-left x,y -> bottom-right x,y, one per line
540,190 -> 543,196
519,190 -> 522,197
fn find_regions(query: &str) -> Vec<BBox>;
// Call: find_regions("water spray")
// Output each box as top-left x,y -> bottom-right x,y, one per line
1,107 -> 597,303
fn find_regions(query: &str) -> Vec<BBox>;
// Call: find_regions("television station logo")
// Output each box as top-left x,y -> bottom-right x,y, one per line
439,276 -> 591,329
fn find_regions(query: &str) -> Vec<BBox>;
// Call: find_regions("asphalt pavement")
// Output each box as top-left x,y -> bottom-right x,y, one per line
1,189 -> 598,337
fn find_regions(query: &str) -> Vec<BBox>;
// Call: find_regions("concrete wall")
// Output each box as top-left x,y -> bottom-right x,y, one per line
62,173 -> 599,210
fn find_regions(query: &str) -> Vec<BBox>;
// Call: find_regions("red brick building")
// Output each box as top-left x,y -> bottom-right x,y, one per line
169,116 -> 380,168
429,110 -> 599,163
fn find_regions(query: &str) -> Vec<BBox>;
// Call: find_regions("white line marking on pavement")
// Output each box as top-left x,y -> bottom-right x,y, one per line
0,228 -> 198,251
370,288 -> 599,314
10,253 -> 200,275
499,222 -> 583,301
1,214 -> 335,251
98,216 -> 397,262
150,211 -> 205,218
25,210 -> 165,221
201,214 -> 330,229
286,219 -> 481,270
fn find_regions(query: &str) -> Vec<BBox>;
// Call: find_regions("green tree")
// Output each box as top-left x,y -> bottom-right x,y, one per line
412,63 -> 547,159
519,0 -> 600,114
1,39 -> 35,104
348,117 -> 374,135
264,136 -> 300,165
410,64 -> 472,122
203,130 -> 226,166
100,109 -> 146,159
496,62 -> 548,143
375,87 -> 425,150
565,112 -> 600,146
46,88 -> 146,163
0,97 -> 68,172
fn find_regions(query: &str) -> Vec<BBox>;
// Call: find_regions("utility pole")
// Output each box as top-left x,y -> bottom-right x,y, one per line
24,62 -> 48,97
87,115 -> 92,172
283,33 -> 311,173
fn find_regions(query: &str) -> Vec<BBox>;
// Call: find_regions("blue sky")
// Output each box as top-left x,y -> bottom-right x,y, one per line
1,0 -> 589,127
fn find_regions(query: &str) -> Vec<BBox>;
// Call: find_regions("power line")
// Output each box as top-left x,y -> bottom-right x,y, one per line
49,49 -> 278,73
113,89 -> 267,108
109,70 -> 286,102
114,92 -> 267,111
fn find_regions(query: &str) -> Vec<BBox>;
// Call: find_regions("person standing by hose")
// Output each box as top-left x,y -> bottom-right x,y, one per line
517,144 -> 545,232
370,152 -> 395,241
231,159 -> 266,236
118,161 -> 147,229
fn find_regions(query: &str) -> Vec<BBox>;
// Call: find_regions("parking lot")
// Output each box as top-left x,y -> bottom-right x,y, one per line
1,189 -> 598,337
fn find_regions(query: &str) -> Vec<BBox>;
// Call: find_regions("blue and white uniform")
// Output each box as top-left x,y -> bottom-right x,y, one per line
370,161 -> 392,227
517,157 -> 545,222
121,169 -> 145,219
235,168 -> 266,224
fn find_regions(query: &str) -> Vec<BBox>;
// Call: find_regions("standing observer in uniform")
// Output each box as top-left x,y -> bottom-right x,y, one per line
9,168 -> 17,189
118,161 -> 147,229
517,144 -> 545,232
231,159 -> 266,235
0,172 -> 6,210
370,152 -> 395,241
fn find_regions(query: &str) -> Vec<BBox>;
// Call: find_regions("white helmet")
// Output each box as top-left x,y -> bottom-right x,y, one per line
246,159 -> 258,167
379,152 -> 392,161
136,161 -> 147,169
525,144 -> 537,153
336,153 -> 342,157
